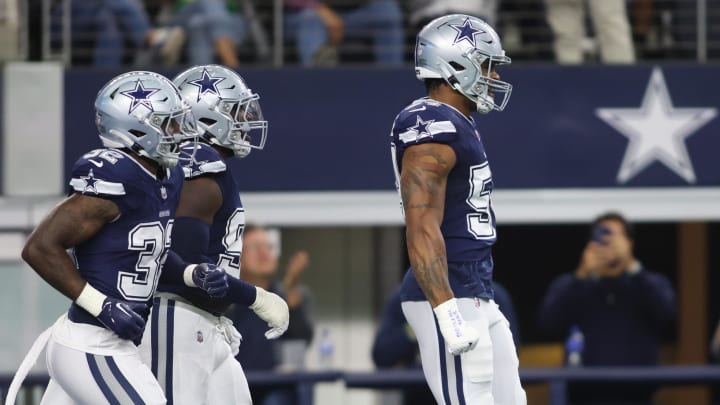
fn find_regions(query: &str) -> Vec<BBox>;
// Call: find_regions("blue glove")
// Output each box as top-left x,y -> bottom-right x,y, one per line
96,298 -> 148,342
191,263 -> 229,298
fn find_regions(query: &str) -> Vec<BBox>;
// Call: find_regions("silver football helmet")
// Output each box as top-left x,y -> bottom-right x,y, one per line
94,71 -> 198,168
415,14 -> 512,113
173,65 -> 268,158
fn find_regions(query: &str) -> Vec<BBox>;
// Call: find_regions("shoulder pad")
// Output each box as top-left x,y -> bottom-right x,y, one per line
394,101 -> 457,145
69,149 -> 128,197
182,143 -> 227,179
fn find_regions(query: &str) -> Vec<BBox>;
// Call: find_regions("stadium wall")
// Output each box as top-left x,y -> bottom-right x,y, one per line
1,63 -> 720,225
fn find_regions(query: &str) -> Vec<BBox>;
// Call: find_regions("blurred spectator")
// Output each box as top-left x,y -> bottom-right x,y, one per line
284,0 -> 404,66
229,225 -> 314,405
712,319 -> 720,362
170,0 -> 245,67
372,280 -> 520,405
670,0 -> 720,60
405,0 -> 499,29
498,0 -> 555,60
538,212 -> 676,405
545,0 -> 636,63
58,0 -> 183,66
630,0 -> 653,44
628,0 -> 675,60
0,0 -> 22,61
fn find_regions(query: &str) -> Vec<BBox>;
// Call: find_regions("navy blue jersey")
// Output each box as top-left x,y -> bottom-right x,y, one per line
390,98 -> 496,301
67,148 -> 183,324
159,142 -> 244,314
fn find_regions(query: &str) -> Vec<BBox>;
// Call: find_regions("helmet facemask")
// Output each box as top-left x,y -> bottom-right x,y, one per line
449,50 -> 512,114
140,106 -> 199,168
204,93 -> 267,158
173,65 -> 269,159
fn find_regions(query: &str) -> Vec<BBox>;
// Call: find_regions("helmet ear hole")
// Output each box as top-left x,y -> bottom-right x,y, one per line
450,62 -> 465,71
129,129 -> 145,137
199,118 -> 216,125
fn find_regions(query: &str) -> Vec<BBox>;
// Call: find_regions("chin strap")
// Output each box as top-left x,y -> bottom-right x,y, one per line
476,100 -> 493,114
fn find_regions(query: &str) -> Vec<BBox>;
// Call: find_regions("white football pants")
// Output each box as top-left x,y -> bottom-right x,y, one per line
402,298 -> 526,405
139,294 -> 251,405
40,315 -> 166,405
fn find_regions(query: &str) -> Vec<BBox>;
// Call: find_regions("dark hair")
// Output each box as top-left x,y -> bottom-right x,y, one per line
424,78 -> 446,94
591,211 -> 635,240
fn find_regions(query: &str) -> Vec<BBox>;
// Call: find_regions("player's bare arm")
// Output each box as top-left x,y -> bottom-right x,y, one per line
176,176 -> 223,224
401,142 -> 457,308
22,194 -> 120,300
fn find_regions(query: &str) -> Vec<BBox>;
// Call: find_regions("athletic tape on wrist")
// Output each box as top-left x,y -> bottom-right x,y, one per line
75,283 -> 107,317
183,264 -> 198,287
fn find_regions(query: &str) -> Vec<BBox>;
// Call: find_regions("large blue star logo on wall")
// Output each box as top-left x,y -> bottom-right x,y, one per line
596,68 -> 717,183
411,115 -> 435,137
189,69 -> 225,101
450,18 -> 486,47
120,80 -> 159,114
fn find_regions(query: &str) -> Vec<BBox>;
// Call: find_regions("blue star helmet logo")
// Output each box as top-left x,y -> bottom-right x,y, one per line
188,69 -> 225,102
120,80 -> 160,114
411,115 -> 435,137
450,18 -> 487,47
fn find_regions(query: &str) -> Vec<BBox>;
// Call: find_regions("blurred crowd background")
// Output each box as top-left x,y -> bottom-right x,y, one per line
1,0 -> 718,67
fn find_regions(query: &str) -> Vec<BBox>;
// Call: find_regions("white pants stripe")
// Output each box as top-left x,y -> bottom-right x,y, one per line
86,353 -> 144,404
150,296 -> 175,403
434,315 -> 466,405
402,298 -> 527,405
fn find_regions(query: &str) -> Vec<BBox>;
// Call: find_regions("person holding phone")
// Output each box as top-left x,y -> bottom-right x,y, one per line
537,212 -> 676,405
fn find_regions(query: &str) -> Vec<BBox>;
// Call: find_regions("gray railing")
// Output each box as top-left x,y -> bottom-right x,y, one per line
4,366 -> 720,405
13,1 -> 720,66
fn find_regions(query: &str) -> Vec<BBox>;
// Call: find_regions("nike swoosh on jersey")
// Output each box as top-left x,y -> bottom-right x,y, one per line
408,106 -> 427,112
88,159 -> 104,168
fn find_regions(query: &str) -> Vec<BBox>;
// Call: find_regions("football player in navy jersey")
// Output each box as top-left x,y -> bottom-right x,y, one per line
139,65 -> 288,405
20,71 -> 228,404
389,15 -> 526,404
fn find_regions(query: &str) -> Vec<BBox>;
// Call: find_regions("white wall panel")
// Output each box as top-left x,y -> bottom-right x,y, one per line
3,62 -> 63,196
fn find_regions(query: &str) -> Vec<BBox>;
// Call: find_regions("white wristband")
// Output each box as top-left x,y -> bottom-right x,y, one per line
250,286 -> 264,310
75,283 -> 107,317
183,264 -> 197,287
433,298 -> 463,331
